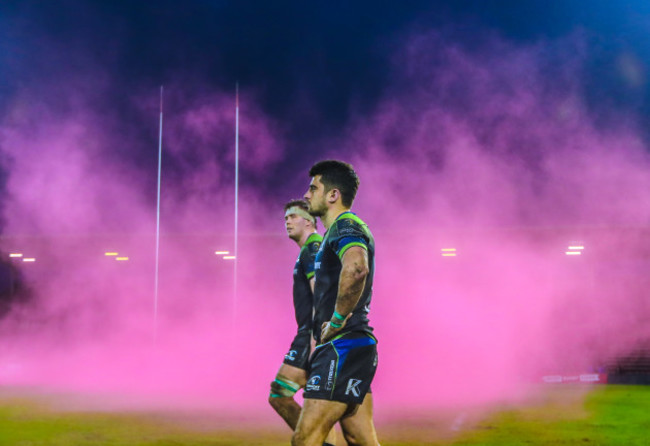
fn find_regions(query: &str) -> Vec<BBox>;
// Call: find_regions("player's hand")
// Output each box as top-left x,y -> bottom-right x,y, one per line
320,321 -> 339,343
320,313 -> 352,343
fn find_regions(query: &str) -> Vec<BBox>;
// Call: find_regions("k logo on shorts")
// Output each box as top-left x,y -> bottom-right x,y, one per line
345,378 -> 362,397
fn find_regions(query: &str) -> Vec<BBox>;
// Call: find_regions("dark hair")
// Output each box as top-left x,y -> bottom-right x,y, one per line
284,198 -> 317,229
308,160 -> 359,208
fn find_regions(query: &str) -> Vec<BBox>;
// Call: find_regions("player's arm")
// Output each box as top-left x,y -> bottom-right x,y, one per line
308,277 -> 317,347
335,246 -> 369,315
321,246 -> 368,342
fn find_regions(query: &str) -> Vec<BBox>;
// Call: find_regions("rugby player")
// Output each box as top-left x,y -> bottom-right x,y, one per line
269,199 -> 337,446
293,160 -> 379,446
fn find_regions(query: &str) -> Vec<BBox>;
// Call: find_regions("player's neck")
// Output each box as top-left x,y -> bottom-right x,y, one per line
322,204 -> 351,230
296,230 -> 316,248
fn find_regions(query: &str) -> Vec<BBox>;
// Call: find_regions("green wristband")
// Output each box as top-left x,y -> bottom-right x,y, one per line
333,311 -> 346,322
329,320 -> 343,329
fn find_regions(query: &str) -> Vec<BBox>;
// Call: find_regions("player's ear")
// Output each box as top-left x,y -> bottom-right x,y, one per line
328,189 -> 340,204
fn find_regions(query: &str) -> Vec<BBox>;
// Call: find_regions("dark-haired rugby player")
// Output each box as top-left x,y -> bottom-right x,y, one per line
293,160 -> 379,446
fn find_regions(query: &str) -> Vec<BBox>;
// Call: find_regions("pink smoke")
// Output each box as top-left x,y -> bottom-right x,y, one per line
343,32 -> 650,409
0,85 -> 291,417
0,31 -> 648,429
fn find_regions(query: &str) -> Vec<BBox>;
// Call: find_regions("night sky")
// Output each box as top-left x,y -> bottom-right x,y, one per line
1,0 -> 649,207
3,2 -> 649,123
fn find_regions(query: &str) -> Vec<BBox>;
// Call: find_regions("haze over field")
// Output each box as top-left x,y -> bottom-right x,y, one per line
0,1 -> 649,417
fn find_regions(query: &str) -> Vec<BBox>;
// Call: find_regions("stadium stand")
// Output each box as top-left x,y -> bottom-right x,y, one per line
606,343 -> 650,384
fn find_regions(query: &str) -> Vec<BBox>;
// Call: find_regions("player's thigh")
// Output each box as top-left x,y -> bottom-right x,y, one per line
277,363 -> 308,388
340,394 -> 378,445
343,392 -> 373,421
295,398 -> 348,440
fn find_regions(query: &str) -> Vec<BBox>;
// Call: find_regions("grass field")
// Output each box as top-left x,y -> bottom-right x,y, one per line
0,385 -> 648,445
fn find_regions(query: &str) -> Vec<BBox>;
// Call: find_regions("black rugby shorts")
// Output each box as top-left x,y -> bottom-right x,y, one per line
282,330 -> 311,370
304,331 -> 378,404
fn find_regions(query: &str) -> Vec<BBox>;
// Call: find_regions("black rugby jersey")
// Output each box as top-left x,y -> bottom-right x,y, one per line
293,232 -> 323,333
313,211 -> 375,344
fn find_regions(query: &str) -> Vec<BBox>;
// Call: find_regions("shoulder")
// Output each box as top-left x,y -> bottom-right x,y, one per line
306,232 -> 323,244
331,213 -> 368,237
301,233 -> 322,259
306,233 -> 322,251
327,214 -> 373,258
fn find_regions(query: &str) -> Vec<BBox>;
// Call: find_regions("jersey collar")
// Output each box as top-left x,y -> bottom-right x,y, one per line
334,210 -> 355,222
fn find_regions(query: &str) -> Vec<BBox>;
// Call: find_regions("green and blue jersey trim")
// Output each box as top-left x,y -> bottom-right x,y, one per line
338,241 -> 367,260
301,232 -> 322,279
305,232 -> 323,245
332,212 -> 370,259
300,232 -> 323,255
334,211 -> 366,227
